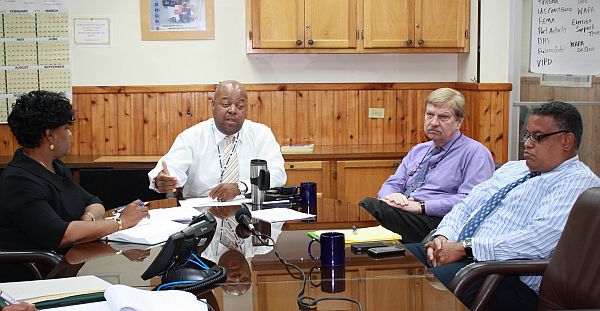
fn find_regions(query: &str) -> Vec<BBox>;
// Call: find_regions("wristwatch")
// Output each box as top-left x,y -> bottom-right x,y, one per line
462,238 -> 473,259
238,181 -> 248,195
419,201 -> 427,215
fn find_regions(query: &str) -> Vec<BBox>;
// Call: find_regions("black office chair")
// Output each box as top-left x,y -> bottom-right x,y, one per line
0,250 -> 62,281
449,187 -> 600,311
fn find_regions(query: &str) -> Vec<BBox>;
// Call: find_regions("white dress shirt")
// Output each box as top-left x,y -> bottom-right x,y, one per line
436,156 -> 600,292
148,118 -> 287,198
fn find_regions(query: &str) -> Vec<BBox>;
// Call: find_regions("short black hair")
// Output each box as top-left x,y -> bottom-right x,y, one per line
530,101 -> 583,149
8,90 -> 74,148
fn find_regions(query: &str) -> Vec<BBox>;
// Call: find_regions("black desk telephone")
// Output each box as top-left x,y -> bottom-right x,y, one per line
141,213 -> 227,293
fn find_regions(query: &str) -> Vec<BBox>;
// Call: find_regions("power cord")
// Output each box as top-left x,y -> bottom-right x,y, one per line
253,232 -> 363,311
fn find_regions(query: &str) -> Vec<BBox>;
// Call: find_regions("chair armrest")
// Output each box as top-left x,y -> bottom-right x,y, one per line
0,250 -> 62,266
449,260 -> 548,311
450,260 -> 548,296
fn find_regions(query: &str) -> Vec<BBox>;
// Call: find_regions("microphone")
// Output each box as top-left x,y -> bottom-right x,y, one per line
235,205 -> 255,233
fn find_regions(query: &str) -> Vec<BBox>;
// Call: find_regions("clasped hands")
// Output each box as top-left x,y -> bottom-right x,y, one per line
380,193 -> 421,214
155,160 -> 240,201
424,236 -> 467,268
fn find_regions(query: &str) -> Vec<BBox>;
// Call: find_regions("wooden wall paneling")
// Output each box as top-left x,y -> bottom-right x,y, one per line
194,91 -> 210,124
282,91 -> 297,145
157,93 -> 172,155
69,94 -> 82,155
488,90 -> 506,162
116,94 -> 133,155
346,90 -> 360,146
104,94 -> 118,155
383,90 -> 397,145
333,90 -> 348,146
357,91 -> 369,144
257,91 -> 273,132
395,90 -> 408,145
75,94 -> 93,155
0,121 -> 14,154
142,93 -> 158,155
131,93 -> 145,155
270,91 -> 285,145
246,91 -> 260,123
404,90 -> 420,145
90,94 -> 106,155
461,90 -> 476,140
367,90 -> 384,145
295,91 -> 310,144
477,92 -> 492,158
306,90 -> 317,144
320,91 -> 336,146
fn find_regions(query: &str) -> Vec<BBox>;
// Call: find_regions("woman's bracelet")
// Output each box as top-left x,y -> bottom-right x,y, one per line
83,212 -> 96,221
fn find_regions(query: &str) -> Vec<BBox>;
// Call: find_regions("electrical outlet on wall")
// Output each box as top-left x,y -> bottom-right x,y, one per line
368,108 -> 385,119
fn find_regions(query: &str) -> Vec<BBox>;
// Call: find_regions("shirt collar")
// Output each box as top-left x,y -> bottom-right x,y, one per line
538,155 -> 580,175
9,148 -> 64,188
431,130 -> 463,152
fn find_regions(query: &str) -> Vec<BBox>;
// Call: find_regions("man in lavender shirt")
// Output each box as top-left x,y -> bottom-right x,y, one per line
360,88 -> 494,243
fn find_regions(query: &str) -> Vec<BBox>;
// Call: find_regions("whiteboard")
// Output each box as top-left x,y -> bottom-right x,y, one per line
530,0 -> 600,75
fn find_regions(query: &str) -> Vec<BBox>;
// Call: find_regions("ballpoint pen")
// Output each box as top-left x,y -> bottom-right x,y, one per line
113,201 -> 147,215
0,290 -> 18,305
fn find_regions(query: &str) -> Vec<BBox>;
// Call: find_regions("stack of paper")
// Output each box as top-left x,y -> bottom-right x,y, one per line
251,208 -> 315,223
104,219 -> 187,245
148,206 -> 201,222
308,225 -> 402,243
179,195 -> 251,208
0,276 -> 110,308
281,144 -> 315,154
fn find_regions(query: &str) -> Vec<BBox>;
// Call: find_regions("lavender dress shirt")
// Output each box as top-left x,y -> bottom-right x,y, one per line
378,131 -> 494,217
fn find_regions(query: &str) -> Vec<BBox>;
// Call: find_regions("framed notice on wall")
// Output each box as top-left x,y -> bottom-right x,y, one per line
140,0 -> 214,40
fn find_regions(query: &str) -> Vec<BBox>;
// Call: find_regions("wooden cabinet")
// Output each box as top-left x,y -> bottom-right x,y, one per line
249,0 -> 357,49
247,0 -> 469,53
285,161 -> 331,198
415,0 -> 468,48
363,0 -> 414,48
336,159 -> 399,221
363,0 -> 468,49
283,159 -> 400,223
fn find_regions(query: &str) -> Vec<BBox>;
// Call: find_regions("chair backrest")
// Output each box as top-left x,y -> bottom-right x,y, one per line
538,187 -> 600,310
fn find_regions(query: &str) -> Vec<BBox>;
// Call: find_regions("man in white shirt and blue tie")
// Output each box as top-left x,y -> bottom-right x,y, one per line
148,80 -> 286,201
405,101 -> 600,310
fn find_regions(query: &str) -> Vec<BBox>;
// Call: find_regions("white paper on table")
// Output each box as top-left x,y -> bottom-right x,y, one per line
104,219 -> 187,245
148,206 -> 201,222
251,208 -> 315,223
179,195 -> 251,208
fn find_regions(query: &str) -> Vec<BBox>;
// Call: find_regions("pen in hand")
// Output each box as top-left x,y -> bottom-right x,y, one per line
113,201 -> 147,215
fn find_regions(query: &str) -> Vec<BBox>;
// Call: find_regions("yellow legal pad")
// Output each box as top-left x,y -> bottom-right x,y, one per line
308,225 -> 402,244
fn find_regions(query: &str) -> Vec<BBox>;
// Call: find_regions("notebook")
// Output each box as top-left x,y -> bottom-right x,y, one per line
308,225 -> 402,243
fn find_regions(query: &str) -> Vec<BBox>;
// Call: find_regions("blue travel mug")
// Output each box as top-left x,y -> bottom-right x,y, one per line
300,182 -> 317,215
308,232 -> 345,267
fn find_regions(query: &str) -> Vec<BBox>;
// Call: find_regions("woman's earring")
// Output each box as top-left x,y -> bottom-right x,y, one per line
49,144 -> 54,150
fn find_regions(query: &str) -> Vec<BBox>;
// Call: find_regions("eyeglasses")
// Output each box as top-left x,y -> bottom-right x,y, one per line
521,130 -> 568,143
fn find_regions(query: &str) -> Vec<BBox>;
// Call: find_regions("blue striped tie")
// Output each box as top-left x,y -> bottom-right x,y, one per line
404,147 -> 442,197
457,172 -> 541,240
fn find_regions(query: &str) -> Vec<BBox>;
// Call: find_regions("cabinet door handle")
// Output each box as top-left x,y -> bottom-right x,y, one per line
308,39 -> 315,45
418,39 -> 425,45
296,39 -> 303,46
406,39 -> 413,46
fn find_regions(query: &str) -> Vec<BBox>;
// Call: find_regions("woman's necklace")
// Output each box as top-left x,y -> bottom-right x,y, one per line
23,151 -> 54,173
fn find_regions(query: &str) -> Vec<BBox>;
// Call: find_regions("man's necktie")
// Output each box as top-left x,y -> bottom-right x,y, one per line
404,147 -> 442,197
221,135 -> 239,184
457,172 -> 541,240
219,218 -> 241,249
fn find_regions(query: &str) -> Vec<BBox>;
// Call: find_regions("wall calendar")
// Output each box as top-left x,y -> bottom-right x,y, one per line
0,0 -> 70,124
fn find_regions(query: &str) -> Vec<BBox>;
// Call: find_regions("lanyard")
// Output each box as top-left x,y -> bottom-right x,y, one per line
211,121 -> 240,182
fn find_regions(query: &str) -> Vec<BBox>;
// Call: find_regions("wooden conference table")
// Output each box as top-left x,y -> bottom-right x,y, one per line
45,200 -> 466,311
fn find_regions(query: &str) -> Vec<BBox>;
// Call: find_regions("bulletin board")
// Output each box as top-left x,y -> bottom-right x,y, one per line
0,0 -> 70,124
